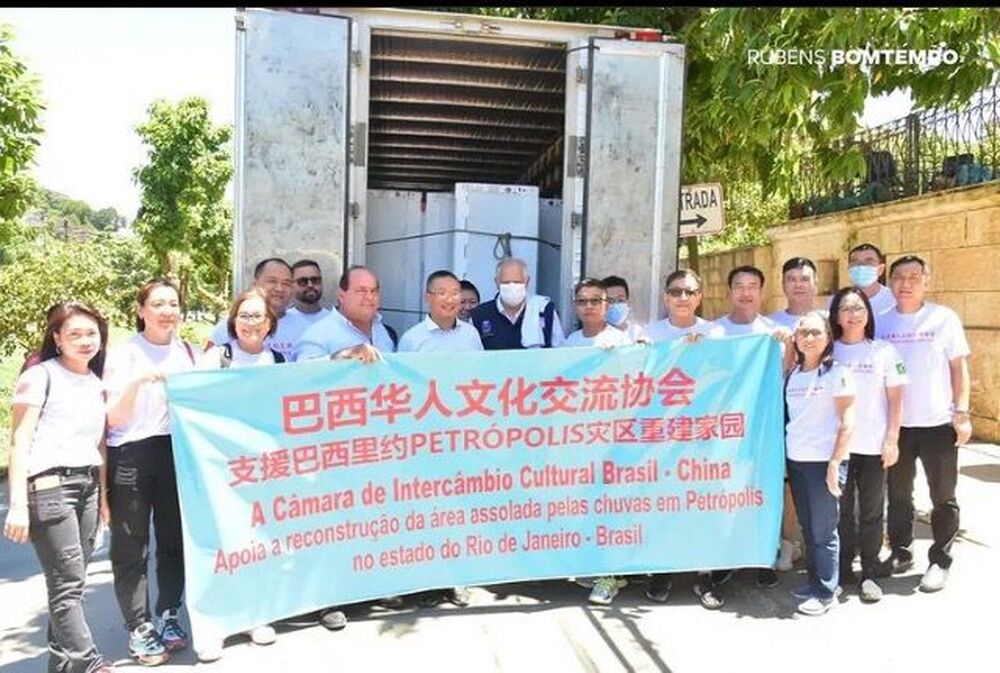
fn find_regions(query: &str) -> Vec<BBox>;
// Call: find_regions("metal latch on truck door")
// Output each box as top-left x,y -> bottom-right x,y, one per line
349,123 -> 367,167
567,136 -> 587,178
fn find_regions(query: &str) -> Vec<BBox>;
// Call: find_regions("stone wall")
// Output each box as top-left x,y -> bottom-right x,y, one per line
695,182 -> 1000,441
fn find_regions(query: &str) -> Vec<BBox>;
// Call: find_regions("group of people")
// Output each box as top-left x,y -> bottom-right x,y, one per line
3,242 -> 971,671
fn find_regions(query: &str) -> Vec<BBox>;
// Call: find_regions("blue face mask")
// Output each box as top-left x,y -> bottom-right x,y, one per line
848,265 -> 879,288
606,302 -> 629,326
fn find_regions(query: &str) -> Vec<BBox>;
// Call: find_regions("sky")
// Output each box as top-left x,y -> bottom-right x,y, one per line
1,8 -> 913,220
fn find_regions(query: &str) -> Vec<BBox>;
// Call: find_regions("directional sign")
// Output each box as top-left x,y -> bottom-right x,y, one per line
680,183 -> 725,237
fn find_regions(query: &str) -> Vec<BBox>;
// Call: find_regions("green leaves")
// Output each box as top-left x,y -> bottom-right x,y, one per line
133,96 -> 233,309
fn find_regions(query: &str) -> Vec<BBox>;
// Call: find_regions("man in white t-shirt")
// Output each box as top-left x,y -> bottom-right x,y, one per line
206,258 -> 308,361
287,259 -> 332,325
837,243 -> 896,316
563,278 -> 632,349
875,255 -> 971,593
711,265 -> 790,590
769,257 -> 827,331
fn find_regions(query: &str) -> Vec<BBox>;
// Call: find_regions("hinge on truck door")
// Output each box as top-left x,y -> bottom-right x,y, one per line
350,202 -> 360,219
566,136 -> 587,178
570,212 -> 584,228
351,50 -> 362,67
349,123 -> 367,167
575,66 -> 587,83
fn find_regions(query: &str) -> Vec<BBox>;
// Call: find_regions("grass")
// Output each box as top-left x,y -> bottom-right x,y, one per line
1,321 -> 214,474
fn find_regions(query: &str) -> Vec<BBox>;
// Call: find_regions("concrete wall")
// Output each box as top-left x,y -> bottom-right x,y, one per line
695,182 -> 1000,442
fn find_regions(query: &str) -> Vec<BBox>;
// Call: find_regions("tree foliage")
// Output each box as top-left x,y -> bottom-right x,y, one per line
133,97 -> 233,312
0,24 -> 44,243
0,232 -> 156,357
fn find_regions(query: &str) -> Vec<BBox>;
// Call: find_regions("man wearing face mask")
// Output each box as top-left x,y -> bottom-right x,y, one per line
471,257 -> 566,350
601,276 -> 646,341
837,243 -> 896,316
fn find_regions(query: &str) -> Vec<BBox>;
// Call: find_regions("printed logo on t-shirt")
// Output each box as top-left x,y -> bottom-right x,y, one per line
884,330 -> 936,343
895,361 -> 908,375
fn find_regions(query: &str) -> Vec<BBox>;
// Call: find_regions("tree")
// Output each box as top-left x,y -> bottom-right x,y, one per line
133,97 -> 233,311
0,232 -> 156,357
0,24 -> 44,244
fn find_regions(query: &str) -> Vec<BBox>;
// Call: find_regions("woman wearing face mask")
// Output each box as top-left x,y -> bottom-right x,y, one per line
830,287 -> 906,603
785,311 -> 855,616
194,289 -> 284,661
104,278 -> 197,666
5,302 -> 115,673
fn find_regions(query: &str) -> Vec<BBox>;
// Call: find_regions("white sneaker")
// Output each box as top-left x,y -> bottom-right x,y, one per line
776,539 -> 795,571
919,564 -> 949,593
196,639 -> 224,663
249,624 -> 277,646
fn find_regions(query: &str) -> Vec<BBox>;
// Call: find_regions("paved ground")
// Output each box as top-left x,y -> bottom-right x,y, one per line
2,444 -> 999,673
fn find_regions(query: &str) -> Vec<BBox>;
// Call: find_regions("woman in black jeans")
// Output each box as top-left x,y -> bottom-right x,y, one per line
4,302 -> 113,673
104,278 -> 197,666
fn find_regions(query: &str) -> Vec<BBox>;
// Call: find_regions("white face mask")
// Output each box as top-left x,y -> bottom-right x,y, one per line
499,282 -> 527,307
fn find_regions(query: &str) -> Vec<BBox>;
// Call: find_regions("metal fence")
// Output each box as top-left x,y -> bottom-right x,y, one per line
789,82 -> 999,219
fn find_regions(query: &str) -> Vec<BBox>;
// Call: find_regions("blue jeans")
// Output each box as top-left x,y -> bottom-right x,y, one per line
787,460 -> 847,599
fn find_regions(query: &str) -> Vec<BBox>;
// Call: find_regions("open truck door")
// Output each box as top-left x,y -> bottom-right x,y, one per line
565,37 -> 686,324
234,8 -> 352,298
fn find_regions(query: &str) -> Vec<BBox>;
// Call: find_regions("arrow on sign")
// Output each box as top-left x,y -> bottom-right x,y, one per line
680,214 -> 707,228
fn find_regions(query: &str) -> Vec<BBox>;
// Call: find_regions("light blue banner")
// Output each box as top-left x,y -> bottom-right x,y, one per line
166,335 -> 784,640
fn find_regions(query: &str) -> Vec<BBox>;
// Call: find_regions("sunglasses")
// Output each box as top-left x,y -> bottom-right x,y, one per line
666,288 -> 699,297
795,328 -> 825,338
296,276 -> 322,287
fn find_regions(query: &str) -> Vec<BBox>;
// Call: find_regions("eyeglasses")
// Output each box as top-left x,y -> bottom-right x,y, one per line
236,312 -> 266,323
575,298 -> 605,306
838,304 -> 867,315
666,288 -> 699,298
795,328 -> 825,338
429,290 -> 461,299
607,298 -> 629,305
296,276 -> 322,287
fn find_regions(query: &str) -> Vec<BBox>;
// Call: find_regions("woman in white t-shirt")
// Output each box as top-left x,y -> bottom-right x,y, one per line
785,311 -> 855,617
830,287 -> 906,604
104,279 -> 197,666
194,289 -> 284,661
4,302 -> 115,673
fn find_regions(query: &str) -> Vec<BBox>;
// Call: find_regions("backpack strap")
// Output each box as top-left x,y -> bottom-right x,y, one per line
271,349 -> 286,364
541,301 -> 556,348
182,340 -> 196,366
220,343 -> 234,369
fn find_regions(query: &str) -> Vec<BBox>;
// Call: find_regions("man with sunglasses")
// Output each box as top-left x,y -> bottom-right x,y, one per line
287,259 -> 331,324
644,269 -> 722,342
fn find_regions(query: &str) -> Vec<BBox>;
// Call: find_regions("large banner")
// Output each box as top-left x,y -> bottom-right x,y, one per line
167,335 -> 784,640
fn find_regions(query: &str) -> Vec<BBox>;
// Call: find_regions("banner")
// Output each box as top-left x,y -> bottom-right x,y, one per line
166,335 -> 784,640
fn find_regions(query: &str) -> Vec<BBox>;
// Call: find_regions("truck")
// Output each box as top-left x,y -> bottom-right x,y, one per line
233,7 -> 685,332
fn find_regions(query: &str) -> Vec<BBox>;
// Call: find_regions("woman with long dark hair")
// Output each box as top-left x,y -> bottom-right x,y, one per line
830,287 -> 906,602
4,302 -> 114,672
104,278 -> 197,666
785,311 -> 855,616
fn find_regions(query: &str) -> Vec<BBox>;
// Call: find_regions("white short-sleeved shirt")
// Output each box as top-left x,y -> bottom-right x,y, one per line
295,309 -> 397,361
12,360 -> 106,477
197,342 -> 278,370
712,313 -> 781,336
397,315 -> 484,353
210,311 -> 309,362
827,284 -> 896,317
785,363 -> 855,462
833,339 -> 909,455
875,302 -> 971,427
287,306 -> 331,325
563,325 -> 634,348
643,316 -> 723,343
767,309 -> 829,332
104,334 -> 197,447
